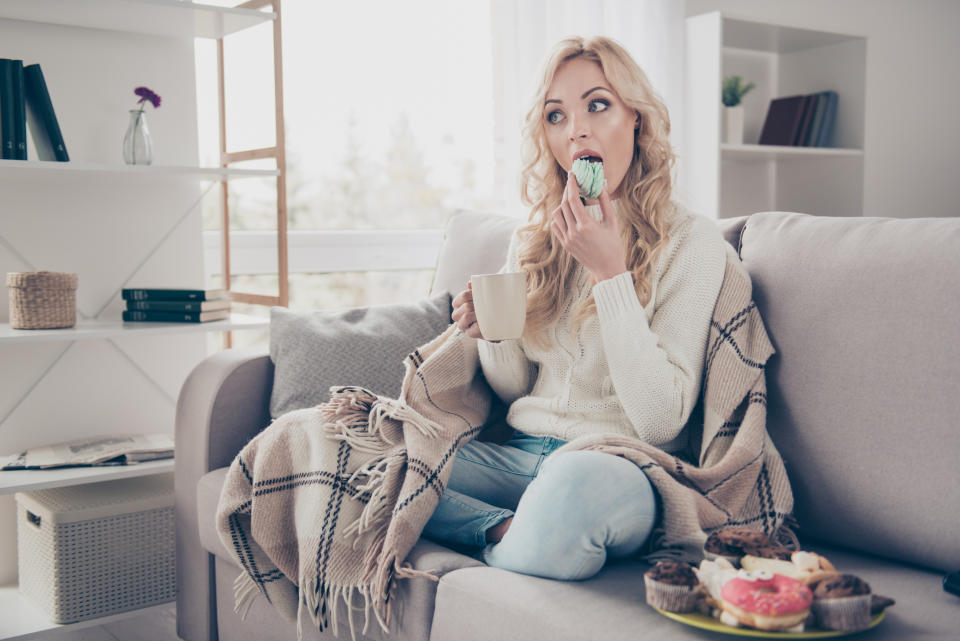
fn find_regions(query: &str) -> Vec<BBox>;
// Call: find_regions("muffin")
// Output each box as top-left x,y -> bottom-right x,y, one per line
644,560 -> 701,612
812,573 -> 872,631
703,528 -> 770,563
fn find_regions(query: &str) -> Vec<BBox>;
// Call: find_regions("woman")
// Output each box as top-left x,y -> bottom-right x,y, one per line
423,36 -> 727,581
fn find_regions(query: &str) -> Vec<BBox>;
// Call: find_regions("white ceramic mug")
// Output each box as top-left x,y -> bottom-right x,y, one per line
470,272 -> 527,341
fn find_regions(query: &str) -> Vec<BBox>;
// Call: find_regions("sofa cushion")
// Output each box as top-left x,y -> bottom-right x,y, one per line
715,215 -> 748,254
268,292 -> 451,418
431,543 -> 952,641
430,209 -> 520,297
198,467 -> 484,641
739,211 -> 960,571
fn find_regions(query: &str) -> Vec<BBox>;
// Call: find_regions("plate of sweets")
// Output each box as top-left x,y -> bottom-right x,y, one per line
643,528 -> 895,638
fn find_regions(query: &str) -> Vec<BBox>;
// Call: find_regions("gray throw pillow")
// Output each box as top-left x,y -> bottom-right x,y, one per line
269,291 -> 452,418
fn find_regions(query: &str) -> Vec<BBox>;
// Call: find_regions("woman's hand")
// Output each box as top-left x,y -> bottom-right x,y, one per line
551,172 -> 628,281
451,282 -> 487,340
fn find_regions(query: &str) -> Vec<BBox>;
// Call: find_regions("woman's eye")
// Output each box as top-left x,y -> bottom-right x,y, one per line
546,99 -> 609,125
589,98 -> 610,112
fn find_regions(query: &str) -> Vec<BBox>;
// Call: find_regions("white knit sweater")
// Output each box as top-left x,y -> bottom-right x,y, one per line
477,201 -> 727,452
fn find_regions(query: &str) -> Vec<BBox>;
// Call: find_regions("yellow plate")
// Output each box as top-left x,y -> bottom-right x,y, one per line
652,608 -> 886,639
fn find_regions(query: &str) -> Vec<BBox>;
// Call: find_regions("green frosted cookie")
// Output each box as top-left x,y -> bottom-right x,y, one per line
571,158 -> 604,199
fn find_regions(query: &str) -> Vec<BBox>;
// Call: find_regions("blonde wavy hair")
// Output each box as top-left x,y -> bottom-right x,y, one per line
517,36 -> 678,347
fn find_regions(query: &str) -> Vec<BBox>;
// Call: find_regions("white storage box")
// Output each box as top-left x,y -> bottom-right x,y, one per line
15,473 -> 175,623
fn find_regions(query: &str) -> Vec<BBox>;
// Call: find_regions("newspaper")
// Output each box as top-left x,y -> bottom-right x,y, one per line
0,434 -> 174,470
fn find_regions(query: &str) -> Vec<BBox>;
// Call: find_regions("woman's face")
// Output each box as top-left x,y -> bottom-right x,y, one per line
542,57 -> 639,203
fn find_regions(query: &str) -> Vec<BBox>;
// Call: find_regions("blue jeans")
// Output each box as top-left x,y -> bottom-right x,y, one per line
423,431 -> 658,580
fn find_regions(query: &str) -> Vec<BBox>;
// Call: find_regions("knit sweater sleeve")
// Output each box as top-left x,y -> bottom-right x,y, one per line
591,214 -> 727,446
477,229 -> 536,403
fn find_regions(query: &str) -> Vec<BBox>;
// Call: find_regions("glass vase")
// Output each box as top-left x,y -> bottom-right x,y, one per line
123,109 -> 154,165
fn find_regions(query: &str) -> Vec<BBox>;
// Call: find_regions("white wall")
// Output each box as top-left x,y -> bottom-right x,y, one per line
687,0 -> 960,218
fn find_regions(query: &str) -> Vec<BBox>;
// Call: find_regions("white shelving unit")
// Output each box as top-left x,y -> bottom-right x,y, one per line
0,2 -> 279,638
0,458 -> 175,495
0,158 -> 279,179
0,314 -> 268,344
683,12 -> 867,219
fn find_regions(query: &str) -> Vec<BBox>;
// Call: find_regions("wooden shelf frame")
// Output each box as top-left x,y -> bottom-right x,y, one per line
217,0 -> 290,317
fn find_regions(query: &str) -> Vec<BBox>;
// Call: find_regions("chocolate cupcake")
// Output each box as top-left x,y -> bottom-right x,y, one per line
644,560 -> 701,613
812,573 -> 872,631
703,528 -> 770,563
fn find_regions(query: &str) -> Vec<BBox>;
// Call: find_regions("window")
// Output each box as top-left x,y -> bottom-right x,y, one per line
196,0 -> 498,347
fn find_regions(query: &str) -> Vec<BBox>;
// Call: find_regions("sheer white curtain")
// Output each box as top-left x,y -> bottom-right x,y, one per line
489,0 -> 686,217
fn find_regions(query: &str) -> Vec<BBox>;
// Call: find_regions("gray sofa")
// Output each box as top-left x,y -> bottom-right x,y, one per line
175,210 -> 960,641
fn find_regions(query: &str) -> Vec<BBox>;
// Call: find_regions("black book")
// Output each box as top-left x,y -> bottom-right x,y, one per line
124,299 -> 231,312
23,64 -> 68,162
0,58 -> 23,160
122,287 -> 228,302
123,310 -> 230,323
758,95 -> 807,146
12,60 -> 27,159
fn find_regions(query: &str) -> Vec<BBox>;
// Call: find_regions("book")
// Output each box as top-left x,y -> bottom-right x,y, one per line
803,92 -> 829,146
124,299 -> 231,312
0,434 -> 174,470
23,64 -> 69,162
795,97 -> 811,146
793,94 -> 817,146
758,95 -> 807,146
814,91 -> 839,147
123,309 -> 230,323
12,60 -> 26,159
0,58 -> 22,160
122,287 -> 228,301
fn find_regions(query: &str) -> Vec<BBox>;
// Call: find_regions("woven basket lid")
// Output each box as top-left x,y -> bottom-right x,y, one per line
6,271 -> 79,290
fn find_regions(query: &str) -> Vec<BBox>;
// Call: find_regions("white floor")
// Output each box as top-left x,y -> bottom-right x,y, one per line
55,605 -> 178,641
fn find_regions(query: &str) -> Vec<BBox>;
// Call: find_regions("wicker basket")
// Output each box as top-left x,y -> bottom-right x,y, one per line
16,473 -> 175,624
6,271 -> 78,329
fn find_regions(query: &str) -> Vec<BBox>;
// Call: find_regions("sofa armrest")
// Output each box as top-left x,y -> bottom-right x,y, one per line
175,347 -> 274,641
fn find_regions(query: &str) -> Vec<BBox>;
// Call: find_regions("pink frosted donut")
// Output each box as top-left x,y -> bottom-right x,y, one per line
722,571 -> 812,615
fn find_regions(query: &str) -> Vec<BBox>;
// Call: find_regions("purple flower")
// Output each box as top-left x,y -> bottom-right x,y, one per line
134,86 -> 162,109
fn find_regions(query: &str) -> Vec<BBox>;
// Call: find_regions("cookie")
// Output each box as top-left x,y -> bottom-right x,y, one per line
704,528 -> 770,561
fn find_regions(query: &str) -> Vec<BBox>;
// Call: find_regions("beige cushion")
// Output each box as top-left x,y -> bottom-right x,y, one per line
739,211 -> 960,571
431,210 -> 520,297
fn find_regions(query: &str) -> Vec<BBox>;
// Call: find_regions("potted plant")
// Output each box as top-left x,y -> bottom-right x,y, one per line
722,76 -> 755,145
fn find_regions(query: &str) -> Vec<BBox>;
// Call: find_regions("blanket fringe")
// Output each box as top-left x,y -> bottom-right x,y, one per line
394,558 -> 439,582
342,452 -> 406,543
322,390 -> 393,454
774,513 -> 801,550
299,577 -> 390,641
324,394 -> 444,453
233,571 -> 260,620
372,397 -> 444,439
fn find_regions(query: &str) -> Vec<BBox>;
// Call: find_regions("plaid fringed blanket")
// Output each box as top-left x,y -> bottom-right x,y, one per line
216,244 -> 793,638
555,243 -> 794,560
215,324 -> 493,639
